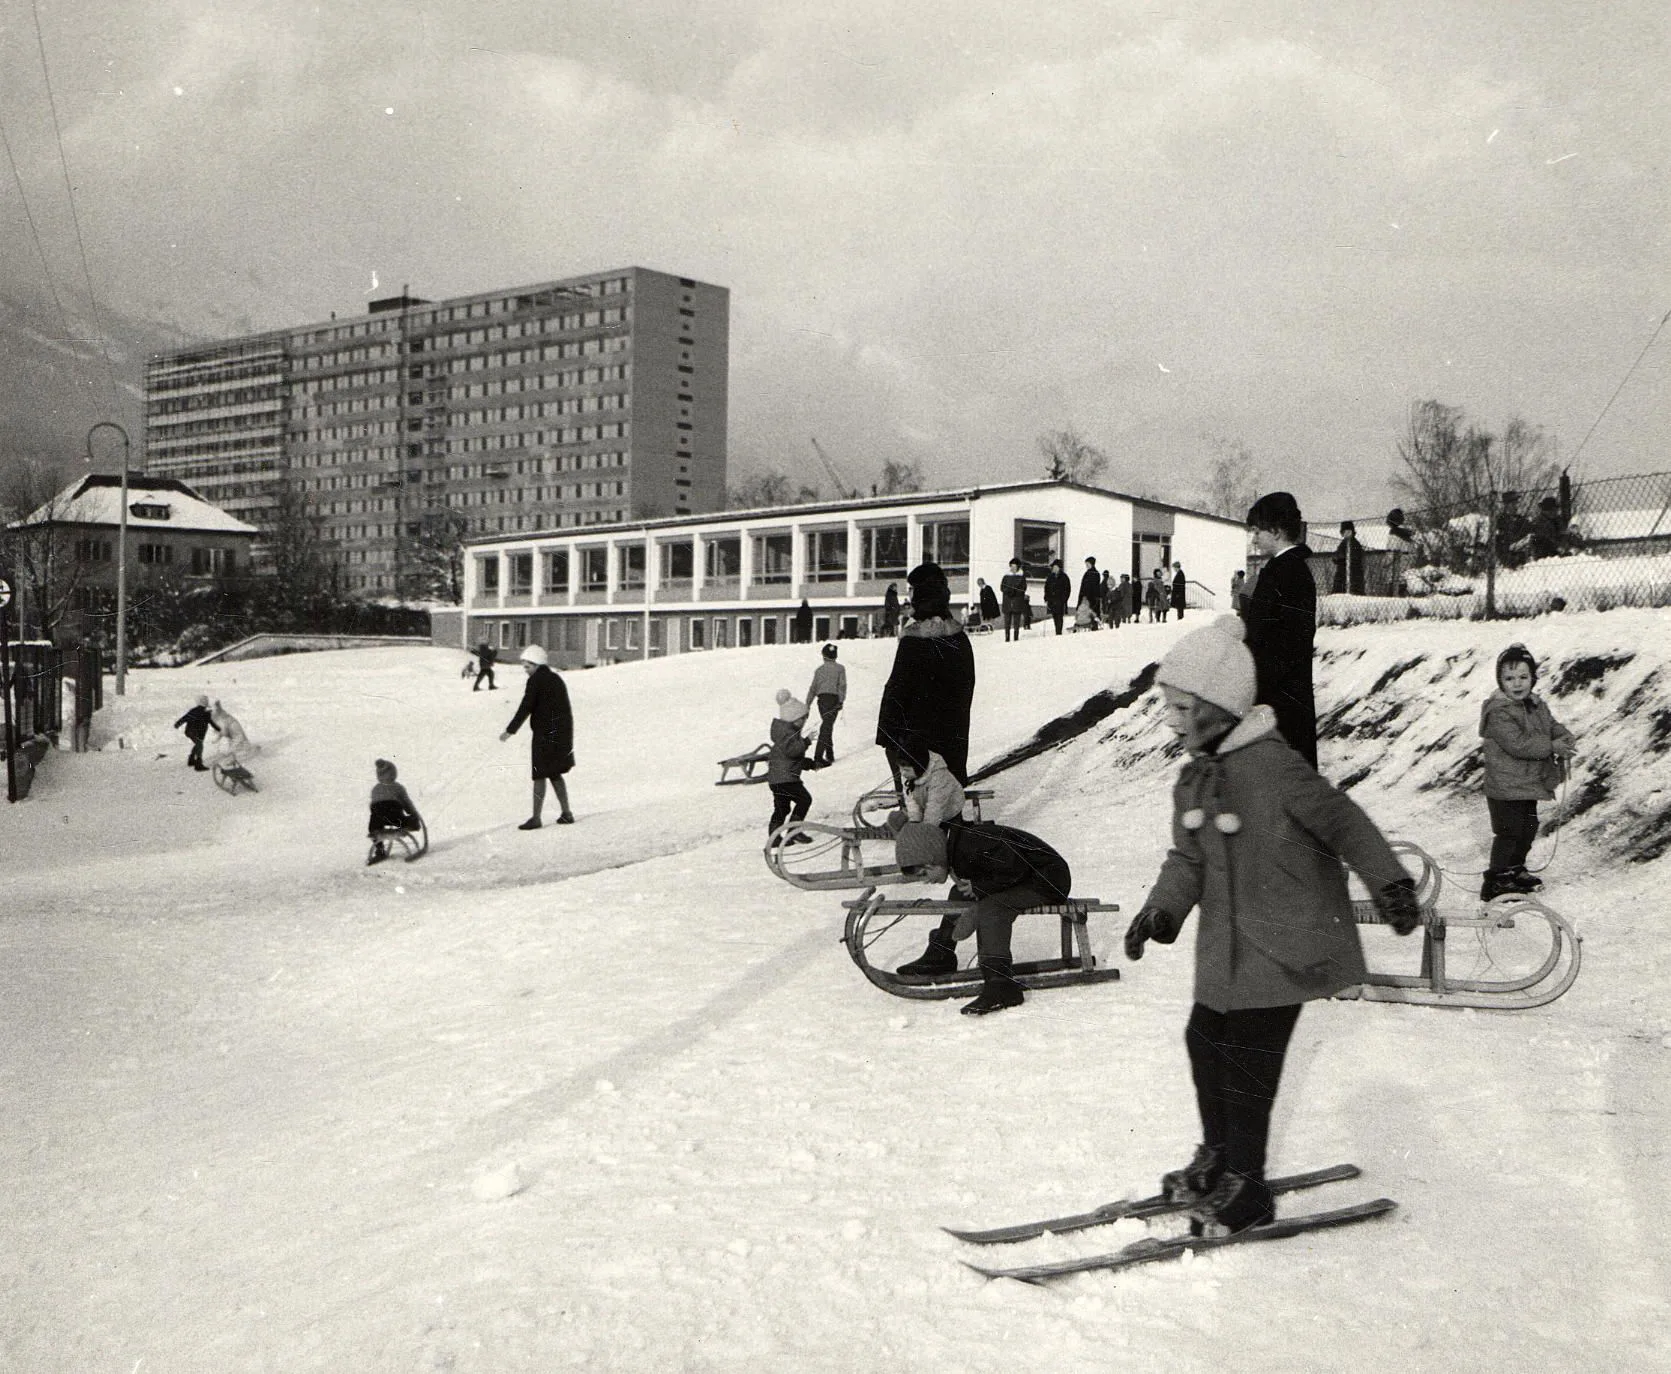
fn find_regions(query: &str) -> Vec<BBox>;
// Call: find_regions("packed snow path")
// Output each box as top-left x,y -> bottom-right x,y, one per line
3,614 -> 1668,1371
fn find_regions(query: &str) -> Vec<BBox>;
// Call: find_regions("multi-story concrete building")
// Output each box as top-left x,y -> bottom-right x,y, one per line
144,267 -> 729,593
456,480 -> 1246,668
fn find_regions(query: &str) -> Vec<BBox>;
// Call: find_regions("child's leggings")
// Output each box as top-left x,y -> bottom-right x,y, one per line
1185,1002 -> 1302,1185
1487,798 -> 1539,873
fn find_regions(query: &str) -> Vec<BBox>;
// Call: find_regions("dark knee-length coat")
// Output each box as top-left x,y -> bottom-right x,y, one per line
1242,544 -> 1318,768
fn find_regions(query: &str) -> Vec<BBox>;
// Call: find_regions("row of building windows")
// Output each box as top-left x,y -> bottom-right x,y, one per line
297,279 -> 633,349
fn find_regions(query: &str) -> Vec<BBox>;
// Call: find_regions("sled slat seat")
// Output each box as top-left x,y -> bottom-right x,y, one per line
717,743 -> 774,786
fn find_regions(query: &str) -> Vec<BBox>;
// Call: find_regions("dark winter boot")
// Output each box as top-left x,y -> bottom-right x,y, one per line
1161,1143 -> 1227,1203
896,927 -> 959,977
1479,870 -> 1516,902
1189,1171 -> 1275,1236
960,956 -> 1025,1016
1507,867 -> 1543,893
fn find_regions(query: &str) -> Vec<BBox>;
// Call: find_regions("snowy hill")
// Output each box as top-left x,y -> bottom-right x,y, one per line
3,611 -> 1668,1371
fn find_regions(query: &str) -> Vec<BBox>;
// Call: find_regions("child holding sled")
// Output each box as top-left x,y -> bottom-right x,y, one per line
1122,616 -> 1421,1235
367,758 -> 424,861
1478,643 -> 1575,901
766,689 -> 814,844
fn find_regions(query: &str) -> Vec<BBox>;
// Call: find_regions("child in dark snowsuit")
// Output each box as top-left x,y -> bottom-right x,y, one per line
367,759 -> 423,860
173,695 -> 218,771
1123,616 -> 1420,1235
1478,643 -> 1575,900
891,816 -> 1072,1017
766,689 -> 813,843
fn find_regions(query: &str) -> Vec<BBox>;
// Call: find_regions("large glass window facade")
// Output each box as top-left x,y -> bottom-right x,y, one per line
921,518 -> 970,576
808,528 -> 848,582
752,532 -> 792,584
860,524 -> 908,580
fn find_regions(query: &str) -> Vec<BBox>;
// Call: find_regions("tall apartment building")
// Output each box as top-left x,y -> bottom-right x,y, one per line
144,267 -> 728,593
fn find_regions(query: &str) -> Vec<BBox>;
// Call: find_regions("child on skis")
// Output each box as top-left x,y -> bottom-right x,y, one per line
1478,643 -> 1575,901
367,758 -> 424,860
1122,616 -> 1421,1235
891,815 -> 1073,1017
766,689 -> 814,844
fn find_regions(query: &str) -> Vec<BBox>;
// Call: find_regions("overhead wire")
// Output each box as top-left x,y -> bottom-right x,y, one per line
0,109 -> 78,348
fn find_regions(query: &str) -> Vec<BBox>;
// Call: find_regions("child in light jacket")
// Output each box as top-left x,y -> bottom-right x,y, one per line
1478,643 -> 1575,901
1123,616 -> 1420,1236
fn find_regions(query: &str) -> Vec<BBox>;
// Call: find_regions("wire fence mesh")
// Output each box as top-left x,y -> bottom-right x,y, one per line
1304,470 -> 1671,623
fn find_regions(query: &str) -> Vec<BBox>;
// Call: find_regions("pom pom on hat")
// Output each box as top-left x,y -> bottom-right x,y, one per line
777,691 -> 808,721
520,643 -> 548,666
1156,615 -> 1257,719
775,688 -> 792,704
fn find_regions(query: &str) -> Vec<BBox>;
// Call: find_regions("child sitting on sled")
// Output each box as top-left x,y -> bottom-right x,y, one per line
367,758 -> 423,860
1478,642 -> 1575,901
1121,616 -> 1421,1236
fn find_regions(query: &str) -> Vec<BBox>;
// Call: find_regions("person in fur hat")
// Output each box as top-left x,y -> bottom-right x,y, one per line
766,689 -> 814,843
1123,615 -> 1421,1236
367,759 -> 424,860
875,561 -> 976,802
499,643 -> 575,829
892,814 -> 1072,1016
1478,643 -> 1575,900
173,695 -> 219,771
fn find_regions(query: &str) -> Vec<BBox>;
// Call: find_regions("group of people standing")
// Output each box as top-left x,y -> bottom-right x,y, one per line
983,557 -> 1190,638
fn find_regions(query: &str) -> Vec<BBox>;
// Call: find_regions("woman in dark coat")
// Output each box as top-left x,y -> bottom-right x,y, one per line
881,583 -> 900,636
876,561 -> 976,791
1171,565 -> 1188,620
1242,491 -> 1318,769
499,643 -> 575,828
1044,560 -> 1074,635
997,559 -> 1027,641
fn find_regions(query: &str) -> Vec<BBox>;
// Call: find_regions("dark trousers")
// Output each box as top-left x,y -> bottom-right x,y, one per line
185,735 -> 207,768
768,780 -> 811,835
473,663 -> 496,690
1003,610 -> 1024,641
813,695 -> 841,766
1050,607 -> 1065,635
1487,798 -> 1540,872
1185,1002 -> 1302,1185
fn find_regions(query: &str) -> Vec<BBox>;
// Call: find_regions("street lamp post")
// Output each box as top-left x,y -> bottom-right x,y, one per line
86,422 -> 131,696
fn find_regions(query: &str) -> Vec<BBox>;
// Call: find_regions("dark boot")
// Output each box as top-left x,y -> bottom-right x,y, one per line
1189,1171 -> 1275,1235
896,927 -> 959,977
1480,869 -> 1516,901
1161,1142 -> 1227,1203
960,955 -> 1024,1016
1507,867 -> 1543,893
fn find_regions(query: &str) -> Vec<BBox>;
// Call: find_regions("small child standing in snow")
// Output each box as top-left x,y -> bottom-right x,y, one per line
1478,643 -> 1575,901
1123,616 -> 1420,1235
173,695 -> 219,771
766,689 -> 813,844
367,759 -> 423,860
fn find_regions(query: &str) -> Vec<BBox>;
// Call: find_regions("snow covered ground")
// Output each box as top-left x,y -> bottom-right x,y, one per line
3,611 -> 1668,1372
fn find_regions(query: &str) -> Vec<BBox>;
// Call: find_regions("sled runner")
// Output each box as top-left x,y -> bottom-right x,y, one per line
212,757 -> 259,795
841,886 -> 1121,1000
849,777 -> 994,831
716,743 -> 773,786
367,816 -> 429,865
763,821 -> 916,891
1344,842 -> 1582,1011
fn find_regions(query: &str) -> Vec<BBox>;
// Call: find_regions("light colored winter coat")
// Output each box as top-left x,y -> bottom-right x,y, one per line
806,660 -> 847,706
1142,706 -> 1407,1011
905,751 -> 964,827
1479,690 -> 1573,801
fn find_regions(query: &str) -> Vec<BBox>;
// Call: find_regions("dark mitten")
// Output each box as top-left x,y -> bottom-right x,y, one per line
1376,876 -> 1422,936
1124,906 -> 1183,961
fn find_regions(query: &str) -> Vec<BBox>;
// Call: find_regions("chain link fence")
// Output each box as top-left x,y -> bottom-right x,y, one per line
1306,470 -> 1671,624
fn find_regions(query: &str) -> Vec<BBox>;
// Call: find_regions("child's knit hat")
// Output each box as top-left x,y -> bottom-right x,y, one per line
1156,615 -> 1257,718
893,820 -> 947,871
1495,642 -> 1538,685
776,689 -> 807,722
520,643 -> 548,666
375,758 -> 397,781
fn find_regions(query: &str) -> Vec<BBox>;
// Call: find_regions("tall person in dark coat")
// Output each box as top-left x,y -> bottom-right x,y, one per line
876,561 -> 976,796
1043,559 -> 1073,635
1171,565 -> 1188,619
794,599 -> 814,645
1331,521 -> 1366,594
1243,491 -> 1319,769
881,583 -> 901,637
1078,556 -> 1103,624
997,560 -> 1027,641
499,643 -> 575,829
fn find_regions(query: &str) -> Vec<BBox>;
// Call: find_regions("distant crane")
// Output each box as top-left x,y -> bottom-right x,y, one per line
810,437 -> 861,499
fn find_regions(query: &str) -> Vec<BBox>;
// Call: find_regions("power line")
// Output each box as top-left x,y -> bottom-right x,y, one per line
1567,305 -> 1671,471
0,109 -> 78,348
29,0 -> 125,414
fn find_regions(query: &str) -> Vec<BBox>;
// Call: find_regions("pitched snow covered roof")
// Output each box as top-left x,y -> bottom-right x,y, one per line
11,474 -> 258,536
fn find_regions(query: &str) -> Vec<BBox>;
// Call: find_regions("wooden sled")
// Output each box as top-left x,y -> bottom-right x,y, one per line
1341,842 -> 1582,1011
763,820 -> 915,891
842,887 -> 1121,1000
850,777 -> 994,831
717,743 -> 773,786
212,757 -> 259,795
368,817 -> 429,865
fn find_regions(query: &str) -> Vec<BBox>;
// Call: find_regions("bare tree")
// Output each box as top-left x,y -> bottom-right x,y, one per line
407,510 -> 470,604
1394,400 -> 1561,516
0,458 -> 88,641
875,458 -> 923,495
1038,427 -> 1109,485
728,469 -> 820,509
264,478 -> 336,609
1198,436 -> 1263,519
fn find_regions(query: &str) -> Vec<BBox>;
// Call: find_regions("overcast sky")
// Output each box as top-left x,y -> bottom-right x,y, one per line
2,0 -> 1666,517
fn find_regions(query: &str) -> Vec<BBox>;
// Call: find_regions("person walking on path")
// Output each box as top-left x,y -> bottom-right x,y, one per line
473,642 -> 498,691
1171,564 -> 1188,620
1078,556 -> 1103,627
1043,559 -> 1073,635
977,578 -> 1001,630
766,689 -> 814,842
881,583 -> 900,637
1331,521 -> 1366,595
876,561 -> 976,797
892,815 -> 1073,1016
998,559 -> 1028,642
499,644 -> 575,829
1242,491 -> 1319,769
804,643 -> 848,768
1478,643 -> 1575,901
1123,615 -> 1419,1235
173,695 -> 219,771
